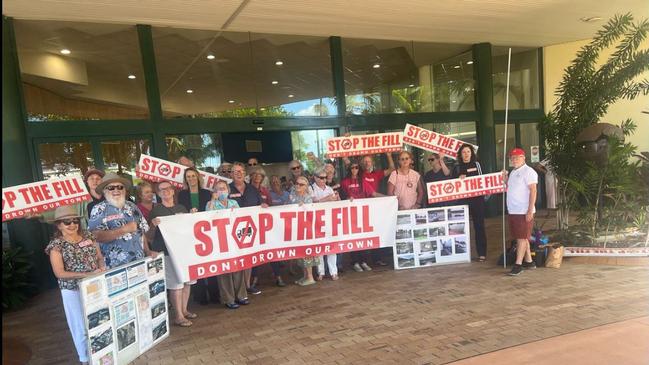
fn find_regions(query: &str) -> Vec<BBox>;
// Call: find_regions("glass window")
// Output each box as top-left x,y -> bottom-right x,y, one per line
250,33 -> 334,117
416,122 -> 477,173
342,39 -> 474,114
165,134 -> 224,169
519,122 -> 540,160
492,47 -> 540,110
291,129 -> 336,172
101,139 -> 150,180
14,20 -> 149,122
495,124 -> 516,171
38,142 -> 94,179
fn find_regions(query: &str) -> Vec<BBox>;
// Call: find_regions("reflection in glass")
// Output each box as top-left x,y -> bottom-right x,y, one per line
291,129 -> 336,171
101,140 -> 150,178
14,20 -> 149,121
38,142 -> 94,179
492,47 -> 540,110
342,38 -> 474,114
416,122 -> 477,172
165,134 -> 223,169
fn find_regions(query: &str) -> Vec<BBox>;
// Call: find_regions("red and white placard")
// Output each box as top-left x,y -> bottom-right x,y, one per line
403,123 -> 477,159
325,132 -> 403,158
157,197 -> 398,282
136,154 -> 231,190
2,176 -> 91,222
427,173 -> 505,204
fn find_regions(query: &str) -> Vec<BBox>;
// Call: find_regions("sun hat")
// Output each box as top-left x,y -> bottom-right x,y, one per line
83,168 -> 105,181
95,172 -> 131,195
52,205 -> 82,222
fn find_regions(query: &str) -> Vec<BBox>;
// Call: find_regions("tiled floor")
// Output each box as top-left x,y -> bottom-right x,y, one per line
3,213 -> 649,364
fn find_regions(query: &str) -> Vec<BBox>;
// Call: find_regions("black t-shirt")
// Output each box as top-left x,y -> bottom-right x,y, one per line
423,169 -> 451,184
148,203 -> 188,255
229,182 -> 262,208
453,161 -> 483,178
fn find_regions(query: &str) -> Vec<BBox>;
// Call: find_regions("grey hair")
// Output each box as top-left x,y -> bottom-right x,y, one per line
313,166 -> 326,177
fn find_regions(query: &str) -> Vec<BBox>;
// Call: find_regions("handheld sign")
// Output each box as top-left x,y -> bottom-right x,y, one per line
403,124 -> 477,159
427,173 -> 505,204
2,176 -> 91,222
136,155 -> 232,190
326,132 -> 403,158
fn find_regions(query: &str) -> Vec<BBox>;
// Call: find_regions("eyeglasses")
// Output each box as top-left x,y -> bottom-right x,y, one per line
61,218 -> 81,226
316,175 -> 327,179
105,185 -> 125,191
296,183 -> 307,186
291,166 -> 301,170
350,166 -> 360,170
248,163 -> 258,166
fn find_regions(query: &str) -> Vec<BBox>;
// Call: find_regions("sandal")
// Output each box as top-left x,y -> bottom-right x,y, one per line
315,275 -> 323,281
184,312 -> 198,319
174,319 -> 193,327
331,274 -> 339,281
478,256 -> 486,262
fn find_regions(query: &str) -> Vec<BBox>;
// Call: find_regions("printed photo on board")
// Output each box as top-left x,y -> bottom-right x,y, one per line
447,208 -> 465,222
427,209 -> 445,223
152,321 -> 168,342
87,307 -> 110,330
413,228 -> 428,241
90,327 -> 114,354
148,280 -> 165,298
454,236 -> 467,254
448,222 -> 465,235
418,251 -> 436,266
117,321 -> 137,351
396,229 -> 413,240
397,214 -> 412,225
414,213 -> 427,225
397,254 -> 415,268
428,226 -> 446,237
441,238 -> 454,256
396,241 -> 414,254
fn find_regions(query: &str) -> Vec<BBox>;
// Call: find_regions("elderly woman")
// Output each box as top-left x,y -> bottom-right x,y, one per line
453,143 -> 488,262
178,167 -> 218,305
287,160 -> 307,190
248,168 -> 287,287
45,206 -> 106,365
290,176 -> 319,286
136,181 -> 155,221
310,166 -> 340,280
207,180 -> 250,308
387,150 -> 424,210
147,181 -> 197,327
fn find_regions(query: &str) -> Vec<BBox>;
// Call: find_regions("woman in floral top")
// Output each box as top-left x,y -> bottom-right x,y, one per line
289,176 -> 319,286
45,206 -> 105,365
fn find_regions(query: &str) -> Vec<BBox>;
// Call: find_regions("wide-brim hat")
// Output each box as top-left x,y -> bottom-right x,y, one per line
84,168 -> 105,181
51,205 -> 82,223
95,172 -> 132,195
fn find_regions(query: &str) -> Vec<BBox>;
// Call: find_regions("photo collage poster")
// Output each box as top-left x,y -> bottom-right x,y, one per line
393,204 -> 471,270
80,255 -> 169,365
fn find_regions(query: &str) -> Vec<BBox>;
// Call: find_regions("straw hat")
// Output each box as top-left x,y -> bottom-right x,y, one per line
95,172 -> 131,195
52,205 -> 82,222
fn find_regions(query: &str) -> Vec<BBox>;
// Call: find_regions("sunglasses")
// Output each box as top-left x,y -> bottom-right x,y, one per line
60,218 -> 81,226
105,185 -> 125,191
291,166 -> 302,170
296,183 -> 307,186
248,163 -> 258,166
316,175 -> 327,179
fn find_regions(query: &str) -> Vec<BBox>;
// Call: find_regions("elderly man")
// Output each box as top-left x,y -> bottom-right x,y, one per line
504,148 -> 538,276
89,173 -> 149,269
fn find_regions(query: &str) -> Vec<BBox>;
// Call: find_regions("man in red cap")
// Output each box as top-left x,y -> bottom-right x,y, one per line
504,148 -> 538,276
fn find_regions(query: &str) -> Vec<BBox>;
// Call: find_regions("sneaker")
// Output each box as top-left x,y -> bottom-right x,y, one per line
522,261 -> 537,270
225,303 -> 240,310
235,298 -> 250,305
247,286 -> 262,295
353,263 -> 363,272
276,278 -> 286,287
360,262 -> 372,271
508,264 -> 523,276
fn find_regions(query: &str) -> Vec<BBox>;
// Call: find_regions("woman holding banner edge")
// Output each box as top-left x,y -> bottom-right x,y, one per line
453,144 -> 488,262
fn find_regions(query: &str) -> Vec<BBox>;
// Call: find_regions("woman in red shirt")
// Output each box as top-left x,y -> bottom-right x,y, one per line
340,159 -> 384,272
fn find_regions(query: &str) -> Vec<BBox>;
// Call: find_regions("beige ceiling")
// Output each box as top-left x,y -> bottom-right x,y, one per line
3,0 -> 648,47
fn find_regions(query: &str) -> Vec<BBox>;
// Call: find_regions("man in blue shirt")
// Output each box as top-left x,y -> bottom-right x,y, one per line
89,173 -> 149,268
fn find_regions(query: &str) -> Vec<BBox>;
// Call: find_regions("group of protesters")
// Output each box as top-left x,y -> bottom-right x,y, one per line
40,141 -> 539,365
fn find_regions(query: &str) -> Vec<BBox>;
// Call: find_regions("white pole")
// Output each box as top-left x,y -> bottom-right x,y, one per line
502,48 -> 512,268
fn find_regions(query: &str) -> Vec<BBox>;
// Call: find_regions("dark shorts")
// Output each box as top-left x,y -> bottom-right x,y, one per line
508,214 -> 533,240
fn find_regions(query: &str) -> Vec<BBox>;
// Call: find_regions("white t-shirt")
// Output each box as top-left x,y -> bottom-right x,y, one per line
310,183 -> 334,202
506,164 -> 538,214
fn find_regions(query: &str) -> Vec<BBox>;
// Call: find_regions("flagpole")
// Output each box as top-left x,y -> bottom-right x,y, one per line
502,48 -> 512,268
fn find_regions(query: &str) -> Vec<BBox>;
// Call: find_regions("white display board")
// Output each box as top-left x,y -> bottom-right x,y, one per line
79,256 -> 169,365
393,204 -> 471,269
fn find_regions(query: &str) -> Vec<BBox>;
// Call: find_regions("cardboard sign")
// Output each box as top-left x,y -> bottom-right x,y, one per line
427,173 -> 505,204
2,176 -> 91,222
402,124 -> 477,159
136,154 -> 232,190
325,132 -> 403,158
157,197 -> 398,282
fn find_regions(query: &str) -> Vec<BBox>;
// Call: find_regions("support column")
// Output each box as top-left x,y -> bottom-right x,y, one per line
472,43 -> 498,216
3,16 -> 53,290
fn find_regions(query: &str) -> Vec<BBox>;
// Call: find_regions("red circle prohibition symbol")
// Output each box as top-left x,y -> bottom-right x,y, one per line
443,182 -> 455,194
158,163 -> 171,176
341,139 -> 353,150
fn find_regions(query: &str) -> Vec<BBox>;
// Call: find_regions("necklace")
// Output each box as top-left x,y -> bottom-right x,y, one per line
399,169 -> 414,188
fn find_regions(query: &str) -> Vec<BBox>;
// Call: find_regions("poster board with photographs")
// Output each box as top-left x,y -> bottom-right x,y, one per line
80,255 -> 169,365
393,204 -> 471,270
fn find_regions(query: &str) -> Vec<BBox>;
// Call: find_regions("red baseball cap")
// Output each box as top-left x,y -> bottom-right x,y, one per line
509,148 -> 525,157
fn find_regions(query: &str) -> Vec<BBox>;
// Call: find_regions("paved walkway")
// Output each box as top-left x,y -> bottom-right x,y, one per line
3,213 -> 648,364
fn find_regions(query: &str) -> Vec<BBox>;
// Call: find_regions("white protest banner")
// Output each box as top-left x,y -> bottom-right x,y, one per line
402,123 -> 477,159
2,176 -> 91,222
136,154 -> 231,190
325,132 -> 403,158
563,247 -> 649,257
427,173 -> 505,204
158,197 -> 398,282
